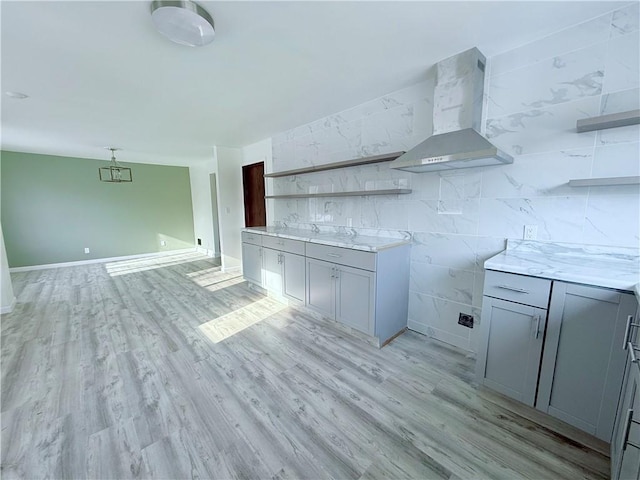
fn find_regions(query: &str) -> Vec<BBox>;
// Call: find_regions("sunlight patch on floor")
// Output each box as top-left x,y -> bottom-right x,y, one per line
105,252 -> 215,277
198,297 -> 287,343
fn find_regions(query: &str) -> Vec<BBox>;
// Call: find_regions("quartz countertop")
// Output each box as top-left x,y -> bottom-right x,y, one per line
484,240 -> 640,292
242,226 -> 410,252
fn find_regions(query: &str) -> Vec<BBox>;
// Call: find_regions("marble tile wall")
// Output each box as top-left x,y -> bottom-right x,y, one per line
269,3 -> 640,352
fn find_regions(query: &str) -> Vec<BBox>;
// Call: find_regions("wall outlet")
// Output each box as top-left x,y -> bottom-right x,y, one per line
458,313 -> 474,328
197,238 -> 202,246
84,247 -> 90,254
523,225 -> 538,240
160,240 -> 166,246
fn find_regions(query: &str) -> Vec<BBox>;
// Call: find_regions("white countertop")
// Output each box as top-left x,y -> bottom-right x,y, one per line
243,226 -> 410,252
485,240 -> 640,293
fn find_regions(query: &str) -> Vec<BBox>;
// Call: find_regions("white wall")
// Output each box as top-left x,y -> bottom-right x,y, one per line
0,224 -> 16,313
268,3 -> 640,352
189,153 -> 218,256
216,146 -> 244,271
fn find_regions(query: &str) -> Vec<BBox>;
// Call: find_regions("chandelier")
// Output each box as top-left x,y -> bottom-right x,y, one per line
99,148 -> 132,183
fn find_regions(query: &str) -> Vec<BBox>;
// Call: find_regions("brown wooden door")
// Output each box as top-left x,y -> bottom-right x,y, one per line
242,162 -> 266,227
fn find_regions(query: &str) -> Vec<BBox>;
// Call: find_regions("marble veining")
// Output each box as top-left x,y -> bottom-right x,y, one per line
268,3 -> 639,352
485,239 -> 640,291
243,226 -> 411,252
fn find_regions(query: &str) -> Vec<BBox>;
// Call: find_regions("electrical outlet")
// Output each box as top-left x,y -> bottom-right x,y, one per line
160,240 -> 166,246
523,225 -> 538,240
458,313 -> 474,328
84,247 -> 90,254
197,238 -> 202,246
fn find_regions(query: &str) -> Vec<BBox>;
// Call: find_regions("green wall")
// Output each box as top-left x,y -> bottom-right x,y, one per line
1,150 -> 195,267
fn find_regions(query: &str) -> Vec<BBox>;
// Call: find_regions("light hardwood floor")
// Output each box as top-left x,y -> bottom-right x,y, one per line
1,252 -> 609,479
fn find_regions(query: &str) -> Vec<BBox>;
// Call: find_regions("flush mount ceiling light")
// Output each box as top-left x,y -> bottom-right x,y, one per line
99,148 -> 133,183
5,91 -> 29,99
150,0 -> 215,47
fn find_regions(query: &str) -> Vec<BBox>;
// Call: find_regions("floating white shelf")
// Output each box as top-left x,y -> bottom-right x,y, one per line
568,176 -> 640,187
576,109 -> 640,133
266,189 -> 412,199
264,151 -> 405,178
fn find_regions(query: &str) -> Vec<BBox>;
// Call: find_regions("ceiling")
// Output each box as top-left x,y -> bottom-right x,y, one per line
1,1 -> 628,166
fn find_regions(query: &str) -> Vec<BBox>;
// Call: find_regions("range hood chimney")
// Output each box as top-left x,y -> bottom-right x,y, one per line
390,48 -> 513,173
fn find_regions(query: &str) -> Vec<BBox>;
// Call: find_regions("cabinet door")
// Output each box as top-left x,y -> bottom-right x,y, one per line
613,350 -> 640,479
537,282 -> 637,442
306,258 -> 335,319
282,252 -> 305,303
241,242 -> 263,287
476,297 -> 547,406
623,371 -> 640,480
335,264 -> 375,336
263,248 -> 283,295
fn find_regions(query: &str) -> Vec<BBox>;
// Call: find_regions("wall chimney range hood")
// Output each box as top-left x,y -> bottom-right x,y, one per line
390,48 -> 513,173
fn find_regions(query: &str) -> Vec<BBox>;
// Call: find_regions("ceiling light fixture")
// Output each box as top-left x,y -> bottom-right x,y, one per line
99,148 -> 133,183
150,0 -> 215,47
5,91 -> 29,99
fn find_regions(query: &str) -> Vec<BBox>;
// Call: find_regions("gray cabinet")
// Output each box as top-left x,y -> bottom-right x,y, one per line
241,242 -> 263,287
282,251 -> 305,303
306,258 -> 376,336
476,296 -> 547,406
264,247 -> 305,303
242,230 -> 410,346
306,258 -> 334,317
478,270 -> 637,442
612,336 -> 640,480
306,243 -> 410,344
537,282 -> 636,441
263,248 -> 282,294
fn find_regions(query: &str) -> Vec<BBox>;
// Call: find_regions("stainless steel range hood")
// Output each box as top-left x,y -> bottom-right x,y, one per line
390,48 -> 513,173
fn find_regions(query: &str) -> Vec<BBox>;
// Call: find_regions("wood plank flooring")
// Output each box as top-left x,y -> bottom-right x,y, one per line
1,252 -> 609,479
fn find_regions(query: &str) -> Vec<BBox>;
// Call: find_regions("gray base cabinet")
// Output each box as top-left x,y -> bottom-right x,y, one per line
612,309 -> 640,480
263,248 -> 306,302
477,270 -> 637,442
612,355 -> 640,479
241,242 -> 263,287
306,258 -> 336,318
306,257 -> 375,336
477,297 -> 547,406
242,230 -> 410,346
537,282 -> 636,441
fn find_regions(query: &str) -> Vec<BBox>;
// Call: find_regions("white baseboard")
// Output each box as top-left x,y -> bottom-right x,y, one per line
9,248 -> 198,273
195,247 -> 221,258
0,296 -> 16,314
222,265 -> 242,274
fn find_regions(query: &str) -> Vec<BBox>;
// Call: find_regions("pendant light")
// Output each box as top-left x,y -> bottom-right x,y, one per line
150,1 -> 215,47
99,148 -> 133,183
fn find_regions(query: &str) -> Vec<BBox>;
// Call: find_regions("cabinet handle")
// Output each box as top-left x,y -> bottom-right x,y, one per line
277,253 -> 282,264
629,342 -> 640,364
622,408 -> 640,450
624,409 -> 634,451
277,241 -> 285,245
326,253 -> 342,258
334,268 -> 340,279
533,315 -> 542,339
624,315 -> 640,350
496,285 -> 529,294
330,267 -> 335,279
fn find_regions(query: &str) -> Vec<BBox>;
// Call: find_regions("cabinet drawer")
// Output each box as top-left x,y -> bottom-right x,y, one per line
262,235 -> 305,255
484,270 -> 551,308
306,243 -> 376,272
241,231 -> 263,246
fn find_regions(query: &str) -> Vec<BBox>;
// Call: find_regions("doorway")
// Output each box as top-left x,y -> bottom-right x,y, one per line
209,173 -> 221,256
242,162 -> 266,227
